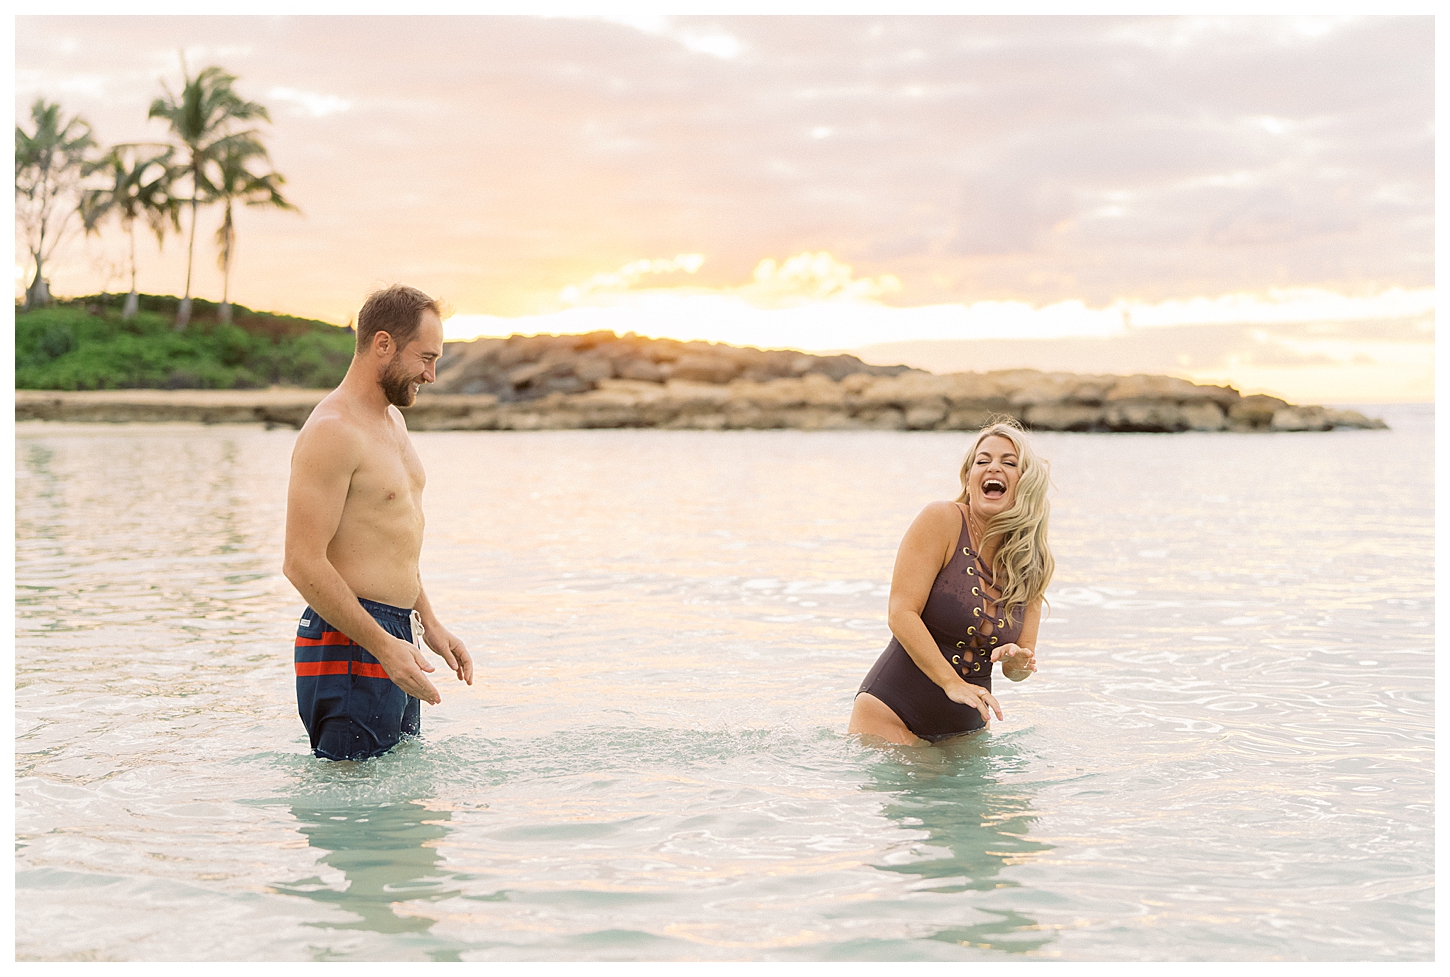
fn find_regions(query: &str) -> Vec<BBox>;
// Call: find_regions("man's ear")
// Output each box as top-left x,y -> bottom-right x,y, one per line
372,330 -> 394,357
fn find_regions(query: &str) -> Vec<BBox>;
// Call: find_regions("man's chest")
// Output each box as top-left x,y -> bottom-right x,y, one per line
348,438 -> 426,509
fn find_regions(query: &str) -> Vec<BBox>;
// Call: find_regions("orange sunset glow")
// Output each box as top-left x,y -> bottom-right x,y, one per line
15,13 -> 1434,403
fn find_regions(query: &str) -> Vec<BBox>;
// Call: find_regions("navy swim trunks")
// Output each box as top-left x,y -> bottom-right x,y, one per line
294,598 -> 421,760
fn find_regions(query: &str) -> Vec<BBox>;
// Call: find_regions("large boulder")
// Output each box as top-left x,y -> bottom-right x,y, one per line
855,372 -> 957,408
617,358 -> 666,382
1102,400 -> 1194,432
1024,403 -> 1105,431
671,353 -> 741,384
660,379 -> 733,413
1270,406 -> 1334,432
1323,408 -> 1389,430
1228,394 -> 1290,430
573,354 -> 616,383
1003,371 -> 1098,407
1181,401 -> 1228,431
731,373 -> 847,410
1105,373 -> 1239,405
904,402 -> 949,429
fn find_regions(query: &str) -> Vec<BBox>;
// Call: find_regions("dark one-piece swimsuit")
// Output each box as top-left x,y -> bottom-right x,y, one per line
858,503 -> 1024,742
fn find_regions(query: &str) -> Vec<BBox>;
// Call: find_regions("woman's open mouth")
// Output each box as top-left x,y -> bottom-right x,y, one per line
982,478 -> 1007,500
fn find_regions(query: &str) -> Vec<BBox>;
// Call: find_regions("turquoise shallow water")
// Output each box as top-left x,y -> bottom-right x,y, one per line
13,405 -> 1433,960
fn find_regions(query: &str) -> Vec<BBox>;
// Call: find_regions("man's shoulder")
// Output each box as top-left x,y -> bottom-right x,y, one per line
294,393 -> 368,463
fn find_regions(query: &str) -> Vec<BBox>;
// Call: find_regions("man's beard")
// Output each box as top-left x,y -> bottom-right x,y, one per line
380,357 -> 419,407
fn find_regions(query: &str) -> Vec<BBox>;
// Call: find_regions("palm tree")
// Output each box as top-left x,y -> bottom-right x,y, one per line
147,58 -> 270,328
80,144 -> 181,320
15,99 -> 98,309
204,137 -> 298,324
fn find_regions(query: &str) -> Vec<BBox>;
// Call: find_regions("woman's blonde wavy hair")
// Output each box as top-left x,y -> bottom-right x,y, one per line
954,418 -> 1055,622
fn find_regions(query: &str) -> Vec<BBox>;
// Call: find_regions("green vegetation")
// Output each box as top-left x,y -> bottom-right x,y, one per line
14,294 -> 355,390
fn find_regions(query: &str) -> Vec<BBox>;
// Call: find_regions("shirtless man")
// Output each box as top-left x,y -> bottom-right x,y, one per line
283,284 -> 473,760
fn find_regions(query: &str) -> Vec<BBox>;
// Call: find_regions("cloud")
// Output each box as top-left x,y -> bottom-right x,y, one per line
739,253 -> 900,307
559,253 -> 705,303
588,15 -> 745,60
555,251 -> 900,310
15,14 -> 1432,348
267,86 -> 352,118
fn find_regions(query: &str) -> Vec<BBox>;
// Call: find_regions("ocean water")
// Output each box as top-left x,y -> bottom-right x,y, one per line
13,405 -> 1433,961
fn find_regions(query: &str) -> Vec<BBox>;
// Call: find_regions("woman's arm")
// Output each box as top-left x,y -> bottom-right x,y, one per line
886,502 -> 1002,722
996,601 -> 1041,681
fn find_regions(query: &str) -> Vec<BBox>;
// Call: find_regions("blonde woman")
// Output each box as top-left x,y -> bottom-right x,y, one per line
850,421 -> 1054,745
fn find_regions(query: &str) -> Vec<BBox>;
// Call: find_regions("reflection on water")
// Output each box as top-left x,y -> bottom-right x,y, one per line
13,413 -> 1433,961
864,733 -> 1054,955
272,798 -> 461,959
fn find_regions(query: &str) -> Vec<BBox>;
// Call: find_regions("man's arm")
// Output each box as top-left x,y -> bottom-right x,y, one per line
414,583 -> 474,685
282,416 -> 442,704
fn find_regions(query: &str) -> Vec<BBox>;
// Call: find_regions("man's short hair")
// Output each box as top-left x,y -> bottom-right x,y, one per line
355,285 -> 441,353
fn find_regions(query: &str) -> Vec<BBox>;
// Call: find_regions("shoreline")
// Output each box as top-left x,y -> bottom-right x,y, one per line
15,370 -> 1389,432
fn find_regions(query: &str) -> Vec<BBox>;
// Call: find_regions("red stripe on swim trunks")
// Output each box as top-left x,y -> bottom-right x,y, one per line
294,660 -> 391,679
295,661 -> 350,677
295,632 -> 355,647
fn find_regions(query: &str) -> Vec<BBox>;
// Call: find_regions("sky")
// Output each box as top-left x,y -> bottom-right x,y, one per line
13,11 -> 1436,402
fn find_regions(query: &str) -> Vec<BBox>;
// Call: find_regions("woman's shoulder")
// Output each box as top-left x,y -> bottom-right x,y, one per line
918,499 -> 965,520
908,500 -> 966,534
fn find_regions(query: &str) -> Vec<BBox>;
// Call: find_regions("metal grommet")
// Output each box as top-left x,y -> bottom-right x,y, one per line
955,640 -> 966,649
973,607 -> 981,618
967,626 -> 975,635
971,586 -> 980,597
998,619 -> 1005,627
973,662 -> 982,673
952,655 -> 961,665
966,566 -> 975,576
990,636 -> 998,645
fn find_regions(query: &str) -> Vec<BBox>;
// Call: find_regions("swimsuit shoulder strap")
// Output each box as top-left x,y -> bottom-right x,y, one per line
953,501 -> 975,556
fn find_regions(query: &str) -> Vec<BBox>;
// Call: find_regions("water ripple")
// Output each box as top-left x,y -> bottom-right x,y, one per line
13,413 -> 1433,960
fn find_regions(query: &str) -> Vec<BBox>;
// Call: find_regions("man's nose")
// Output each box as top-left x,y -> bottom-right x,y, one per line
423,362 -> 436,383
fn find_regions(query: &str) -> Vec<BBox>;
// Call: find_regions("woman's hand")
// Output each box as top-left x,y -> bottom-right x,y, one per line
945,681 -> 1002,723
994,642 -> 1036,681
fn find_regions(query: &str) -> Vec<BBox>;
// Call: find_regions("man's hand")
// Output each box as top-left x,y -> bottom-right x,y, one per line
945,681 -> 1002,722
424,624 -> 474,685
993,642 -> 1036,681
373,635 -> 441,705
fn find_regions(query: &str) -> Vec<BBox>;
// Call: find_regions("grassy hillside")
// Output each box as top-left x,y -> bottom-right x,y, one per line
14,294 -> 357,390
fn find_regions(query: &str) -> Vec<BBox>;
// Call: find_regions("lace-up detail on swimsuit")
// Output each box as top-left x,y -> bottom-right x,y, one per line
951,527 -> 1009,672
921,504 -> 1021,680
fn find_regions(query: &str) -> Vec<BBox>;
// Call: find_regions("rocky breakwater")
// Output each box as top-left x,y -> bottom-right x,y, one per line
402,332 -> 1386,433
14,332 -> 1387,433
